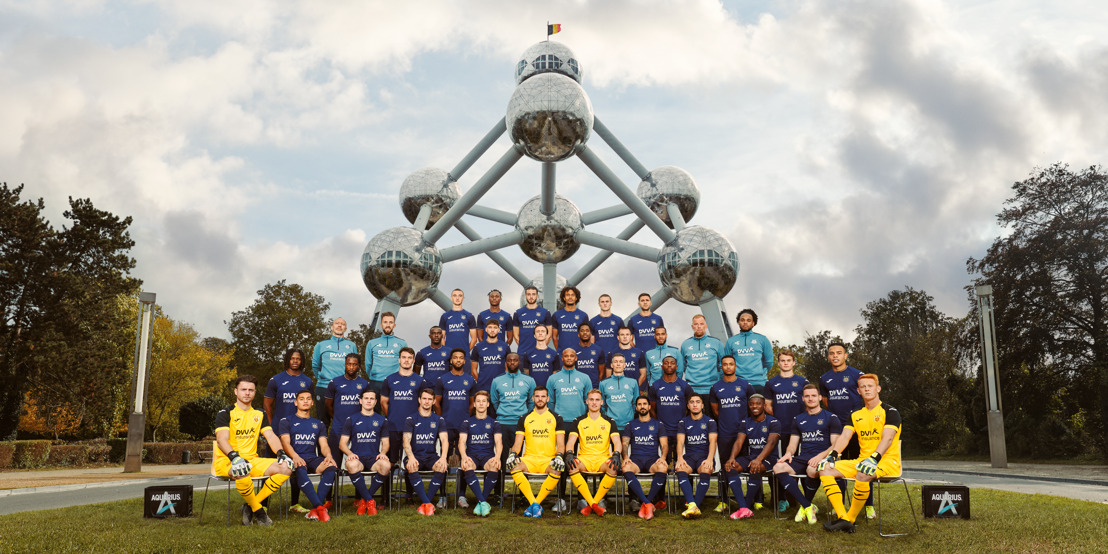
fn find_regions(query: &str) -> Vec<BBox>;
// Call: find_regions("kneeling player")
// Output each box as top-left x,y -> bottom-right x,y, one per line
339,389 -> 391,515
460,391 -> 503,516
213,375 -> 294,526
278,390 -> 338,521
565,390 -> 622,516
722,394 -> 780,520
403,388 -> 450,516
506,386 -> 566,518
622,396 -> 669,519
773,383 -> 841,524
675,395 -> 718,518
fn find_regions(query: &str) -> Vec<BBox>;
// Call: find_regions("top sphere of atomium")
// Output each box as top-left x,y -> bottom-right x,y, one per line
360,227 -> 442,306
519,273 -> 568,309
515,41 -> 582,85
657,226 -> 739,305
506,72 -> 594,162
399,167 -> 460,226
638,166 -> 700,228
516,194 -> 583,263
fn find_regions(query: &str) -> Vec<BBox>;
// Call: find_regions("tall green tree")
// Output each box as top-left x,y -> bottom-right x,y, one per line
968,163 -> 1108,457
226,280 -> 330,384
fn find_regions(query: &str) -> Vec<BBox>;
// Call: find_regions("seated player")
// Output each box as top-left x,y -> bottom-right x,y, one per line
403,388 -> 450,516
774,383 -> 842,524
506,386 -> 566,518
722,394 -> 780,520
459,391 -> 503,517
565,390 -> 622,516
339,389 -> 391,515
675,395 -> 718,518
622,396 -> 669,520
212,375 -> 294,526
820,374 -> 902,533
277,390 -> 337,521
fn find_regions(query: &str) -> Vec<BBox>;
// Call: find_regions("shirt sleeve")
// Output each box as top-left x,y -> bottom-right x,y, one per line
325,378 -> 337,399
364,340 -> 374,373
311,342 -> 323,376
829,414 -> 844,434
569,415 -> 584,437
768,418 -> 781,435
260,412 -> 271,432
403,416 -> 415,434
516,414 -> 528,433
264,377 -> 278,399
466,313 -> 476,330
214,408 -> 231,431
706,419 -> 717,434
554,414 -> 566,434
883,405 -> 902,430
341,417 -> 353,437
277,418 -> 290,436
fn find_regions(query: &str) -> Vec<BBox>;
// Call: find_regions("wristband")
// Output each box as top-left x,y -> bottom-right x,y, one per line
227,450 -> 241,459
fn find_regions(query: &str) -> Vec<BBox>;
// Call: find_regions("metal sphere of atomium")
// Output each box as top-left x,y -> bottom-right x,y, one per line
398,167 -> 460,226
515,41 -> 582,85
657,226 -> 739,305
638,166 -> 700,228
516,194 -> 583,263
519,273 -> 568,309
506,72 -> 594,162
360,227 -> 442,306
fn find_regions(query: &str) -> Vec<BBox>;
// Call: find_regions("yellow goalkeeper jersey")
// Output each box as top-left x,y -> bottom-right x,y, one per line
847,401 -> 901,463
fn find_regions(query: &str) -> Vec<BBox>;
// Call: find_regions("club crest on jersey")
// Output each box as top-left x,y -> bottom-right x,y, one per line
761,426 -> 768,433
356,384 -> 363,390
430,422 -> 437,429
485,423 -> 492,430
648,425 -> 655,432
735,385 -> 742,392
817,419 -> 824,425
700,423 -> 707,430
842,376 -> 850,383
301,381 -> 308,388
410,381 -> 417,387
793,381 -> 799,388
372,421 -> 380,427
312,423 -> 318,430
252,414 -> 260,423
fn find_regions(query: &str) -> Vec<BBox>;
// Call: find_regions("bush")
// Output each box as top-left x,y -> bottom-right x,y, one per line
0,442 -> 14,469
107,438 -> 128,463
179,396 -> 227,440
46,444 -> 89,466
142,442 -> 206,464
88,444 -> 111,464
12,440 -> 51,468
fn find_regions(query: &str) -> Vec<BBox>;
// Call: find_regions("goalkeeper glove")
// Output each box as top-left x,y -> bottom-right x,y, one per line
856,452 -> 881,476
506,451 -> 520,469
609,451 -> 622,469
549,454 -> 566,472
817,450 -> 840,472
276,449 -> 294,469
563,451 -> 577,469
229,451 -> 252,478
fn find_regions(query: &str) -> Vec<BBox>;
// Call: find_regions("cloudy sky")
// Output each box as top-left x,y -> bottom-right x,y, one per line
4,0 -> 1105,349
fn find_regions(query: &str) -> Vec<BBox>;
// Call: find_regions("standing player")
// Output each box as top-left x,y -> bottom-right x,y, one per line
440,288 -> 478,352
491,352 -> 536,469
415,326 -> 451,385
621,396 -> 669,520
311,317 -> 357,430
213,375 -> 293,526
265,348 -> 313,442
364,312 -> 408,392
434,347 -> 475,507
477,289 -> 514,344
628,293 -> 664,348
608,326 -> 646,389
765,348 -> 808,511
589,294 -> 622,356
643,326 -> 683,385
380,348 -> 427,465
681,315 -> 725,396
548,348 -> 590,424
649,355 -> 695,465
460,391 -> 503,517
722,394 -> 780,519
570,322 -> 606,388
565,390 -> 622,516
471,320 -> 510,393
512,286 -> 552,358
819,341 -> 870,516
551,286 -> 589,350
599,353 -> 636,431
723,309 -> 774,393
325,354 -> 369,466
403,389 -> 450,516
774,383 -> 842,524
339,389 -> 391,516
521,325 -> 557,388
278,390 -> 337,521
507,387 -> 567,518
675,395 -> 717,518
820,374 -> 902,533
710,355 -> 756,513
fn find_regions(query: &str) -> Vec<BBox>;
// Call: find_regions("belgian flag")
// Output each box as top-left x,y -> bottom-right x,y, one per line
547,23 -> 561,36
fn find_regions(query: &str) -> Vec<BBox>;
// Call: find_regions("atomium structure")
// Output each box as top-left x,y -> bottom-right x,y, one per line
360,41 -> 740,338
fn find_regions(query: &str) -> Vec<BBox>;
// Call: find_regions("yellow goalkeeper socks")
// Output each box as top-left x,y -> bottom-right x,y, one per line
535,475 -> 559,504
594,474 -> 616,502
821,475 -> 847,519
255,474 -> 288,503
570,473 -> 595,505
512,471 -> 537,504
846,480 -> 870,523
236,477 -> 261,511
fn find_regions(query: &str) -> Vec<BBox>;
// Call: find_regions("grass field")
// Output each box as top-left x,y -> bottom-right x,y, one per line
0,483 -> 1105,553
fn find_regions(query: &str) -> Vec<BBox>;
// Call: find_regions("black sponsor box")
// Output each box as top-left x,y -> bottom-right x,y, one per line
922,484 -> 970,519
144,485 -> 193,518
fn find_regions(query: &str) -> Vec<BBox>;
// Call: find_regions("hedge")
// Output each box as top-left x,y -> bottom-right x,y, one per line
0,442 -> 14,468
45,444 -> 89,467
141,441 -> 210,464
0,440 -> 209,469
12,440 -> 51,468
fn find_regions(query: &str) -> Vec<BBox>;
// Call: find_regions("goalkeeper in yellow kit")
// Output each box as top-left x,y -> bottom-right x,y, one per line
506,386 -> 566,518
564,389 -> 622,516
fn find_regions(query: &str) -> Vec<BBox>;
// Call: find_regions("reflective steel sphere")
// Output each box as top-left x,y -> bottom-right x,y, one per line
519,273 -> 568,309
360,227 -> 442,306
657,226 -> 739,305
399,168 -> 460,226
637,166 -> 700,228
515,41 -> 582,85
515,194 -> 583,263
506,73 -> 593,162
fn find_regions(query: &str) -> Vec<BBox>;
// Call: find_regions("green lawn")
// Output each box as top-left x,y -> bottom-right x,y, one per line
0,484 -> 1105,552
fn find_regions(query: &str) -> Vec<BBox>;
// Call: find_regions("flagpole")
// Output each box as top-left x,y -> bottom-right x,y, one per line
546,21 -> 549,41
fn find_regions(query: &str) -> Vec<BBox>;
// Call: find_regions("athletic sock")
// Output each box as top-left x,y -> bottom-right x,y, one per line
822,476 -> 847,519
317,467 -> 336,503
465,470 -> 484,502
594,475 -> 616,503
483,472 -> 499,502
295,467 -> 322,508
676,472 -> 694,503
865,488 -> 874,507
624,472 -> 649,504
727,472 -> 748,508
647,473 -> 667,502
570,472 -> 595,505
236,477 -> 261,511
367,473 -> 385,497
846,480 -> 870,522
512,471 -> 537,504
428,471 -> 445,499
255,474 -> 288,503
535,475 -> 560,504
744,474 -> 763,507
408,472 -> 431,504
776,473 -> 811,508
802,476 -> 819,502
350,472 -> 371,501
693,473 -> 711,505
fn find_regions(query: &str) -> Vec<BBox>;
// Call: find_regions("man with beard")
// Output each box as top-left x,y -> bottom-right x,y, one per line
507,387 -> 566,518
621,396 -> 668,520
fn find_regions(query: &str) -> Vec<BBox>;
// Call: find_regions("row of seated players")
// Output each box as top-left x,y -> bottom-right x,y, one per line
218,365 -> 901,535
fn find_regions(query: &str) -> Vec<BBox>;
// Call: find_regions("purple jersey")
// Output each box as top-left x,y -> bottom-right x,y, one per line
522,348 -> 558,388
512,306 -> 552,357
277,415 -> 324,458
477,309 -> 513,338
589,314 -> 623,356
649,378 -> 695,436
326,374 -> 369,436
470,339 -> 510,392
677,415 -> 717,462
415,345 -> 451,384
570,342 -> 605,388
739,415 -> 781,462
462,416 -> 501,461
265,371 -> 314,427
381,373 -> 427,432
708,377 -> 756,438
629,313 -> 664,347
791,409 -> 843,459
819,366 -> 865,422
439,310 -> 476,352
341,412 -> 387,458
766,374 -> 808,432
404,412 -> 446,461
435,372 -> 476,431
553,308 -> 590,345
623,417 -> 663,465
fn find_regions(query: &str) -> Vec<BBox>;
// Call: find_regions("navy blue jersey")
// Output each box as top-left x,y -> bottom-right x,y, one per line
791,409 -> 843,459
623,417 -> 663,463
277,415 -> 324,458
819,367 -> 865,422
381,373 -> 427,432
589,314 -> 623,356
404,412 -> 446,460
628,313 -> 664,347
439,310 -> 476,352
325,374 -> 369,434
462,416 -> 501,461
765,374 -> 808,430
477,309 -> 513,337
342,412 -> 387,458
570,343 -> 605,388
677,415 -> 717,462
470,339 -> 510,392
649,378 -> 695,436
415,345 -> 451,385
522,348 -> 558,388
708,377 -> 756,438
264,371 -> 314,427
608,346 -> 646,385
739,415 -> 780,461
512,306 -> 552,356
435,372 -> 475,431
553,308 -> 590,345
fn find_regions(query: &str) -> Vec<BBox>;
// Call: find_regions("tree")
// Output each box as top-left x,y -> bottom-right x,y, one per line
346,323 -> 380,353
796,330 -> 849,383
226,280 -> 330,384
967,163 -> 1108,457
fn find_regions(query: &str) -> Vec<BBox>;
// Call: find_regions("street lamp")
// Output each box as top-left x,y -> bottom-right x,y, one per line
124,291 -> 156,473
975,284 -> 1007,468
